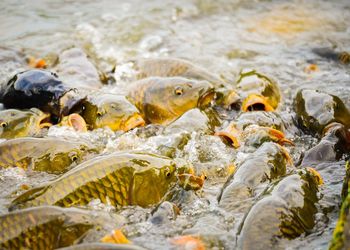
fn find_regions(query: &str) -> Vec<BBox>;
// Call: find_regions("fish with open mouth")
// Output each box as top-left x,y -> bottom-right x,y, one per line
0,108 -> 51,139
127,77 -> 215,125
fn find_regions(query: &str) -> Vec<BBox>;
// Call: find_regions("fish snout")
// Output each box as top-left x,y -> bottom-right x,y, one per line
198,87 -> 215,108
241,94 -> 275,112
122,113 -> 146,132
215,123 -> 241,148
177,173 -> 205,191
60,113 -> 88,132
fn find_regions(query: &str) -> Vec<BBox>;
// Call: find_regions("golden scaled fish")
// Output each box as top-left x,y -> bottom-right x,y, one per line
119,57 -> 227,88
0,137 -> 99,174
10,152 -> 200,210
0,206 -> 125,250
73,93 -> 145,132
0,108 -> 51,139
127,77 -> 214,125
236,70 -> 281,112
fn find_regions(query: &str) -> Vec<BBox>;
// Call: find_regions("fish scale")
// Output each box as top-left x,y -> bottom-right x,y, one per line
127,77 -> 213,125
10,152 -> 191,209
0,137 -> 98,174
0,210 -> 61,249
0,206 -> 125,250
133,58 -> 226,88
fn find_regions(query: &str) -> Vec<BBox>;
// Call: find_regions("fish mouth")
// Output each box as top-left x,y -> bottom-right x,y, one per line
222,90 -> 241,109
122,113 -> 146,132
198,88 -> 216,108
60,113 -> 88,132
265,127 -> 295,146
241,94 -> 275,112
322,122 -> 344,136
38,112 -> 52,129
215,123 -> 241,148
280,146 -> 293,166
177,173 -> 205,191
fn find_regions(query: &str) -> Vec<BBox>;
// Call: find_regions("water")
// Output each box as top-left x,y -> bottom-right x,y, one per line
1,0 -> 350,249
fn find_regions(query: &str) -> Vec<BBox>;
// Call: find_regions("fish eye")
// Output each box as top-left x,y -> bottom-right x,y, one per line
0,122 -> 8,128
174,87 -> 184,96
97,111 -> 103,117
70,153 -> 79,162
165,167 -> 173,178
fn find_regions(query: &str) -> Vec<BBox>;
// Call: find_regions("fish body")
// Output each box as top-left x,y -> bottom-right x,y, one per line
330,162 -> 350,250
10,152 -> 193,209
74,93 -> 144,131
56,48 -> 103,90
294,89 -> 350,137
0,137 -> 98,174
124,57 -> 227,88
219,142 -> 292,210
236,70 -> 281,112
127,77 -> 214,125
237,168 -> 320,249
0,70 -> 81,120
0,206 -> 124,250
0,108 -> 50,139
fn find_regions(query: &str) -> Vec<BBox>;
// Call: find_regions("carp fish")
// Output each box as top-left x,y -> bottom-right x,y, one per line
236,70 -> 281,112
237,168 -> 321,249
0,206 -> 124,250
127,77 -> 214,125
294,89 -> 350,137
116,57 -> 227,88
72,93 -> 145,131
10,152 -> 199,210
0,137 -> 98,174
218,142 -> 293,211
330,162 -> 350,250
0,70 -> 80,121
0,108 -> 51,139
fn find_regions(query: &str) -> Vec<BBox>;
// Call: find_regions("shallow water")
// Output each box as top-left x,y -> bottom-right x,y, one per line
0,0 -> 350,249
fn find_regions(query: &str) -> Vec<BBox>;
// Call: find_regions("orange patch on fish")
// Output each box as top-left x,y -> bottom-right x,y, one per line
101,229 -> 130,244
